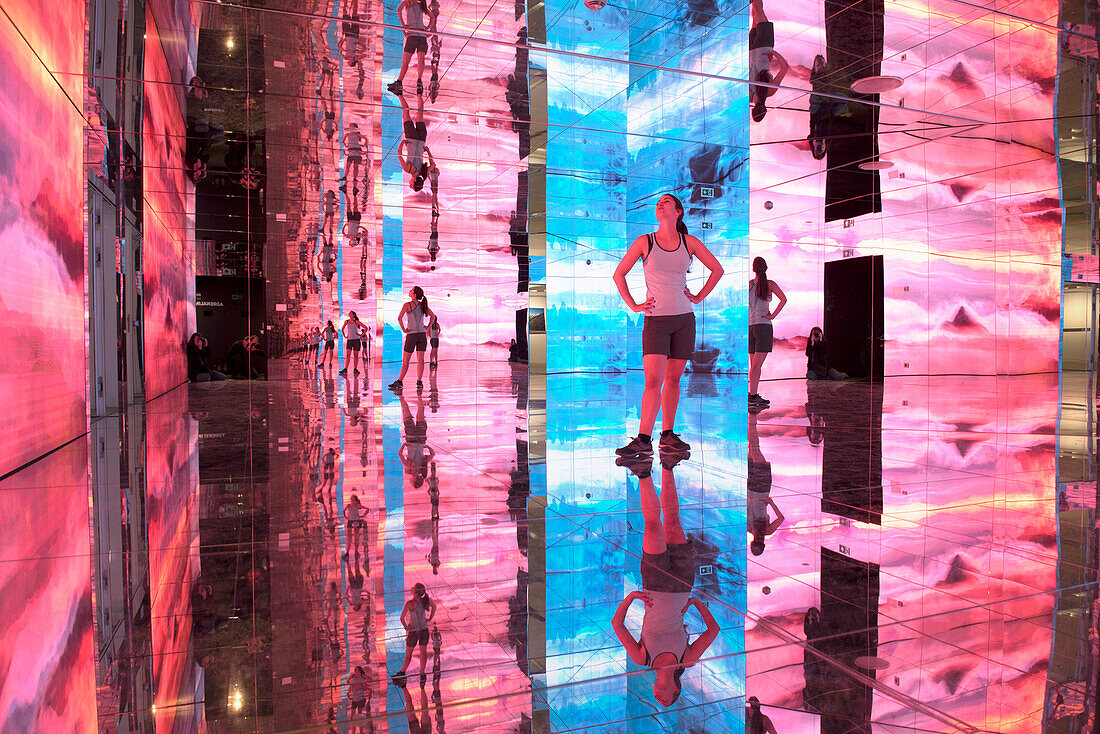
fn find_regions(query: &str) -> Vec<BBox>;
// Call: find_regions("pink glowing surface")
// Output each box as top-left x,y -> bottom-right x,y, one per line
750,0 -> 1061,377
0,0 -> 87,475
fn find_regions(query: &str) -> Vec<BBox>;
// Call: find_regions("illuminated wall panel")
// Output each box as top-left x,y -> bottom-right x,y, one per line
143,7 -> 197,399
748,0 -> 1061,378
0,0 -> 87,476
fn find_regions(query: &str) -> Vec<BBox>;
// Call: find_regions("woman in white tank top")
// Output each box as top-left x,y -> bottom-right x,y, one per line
612,193 -> 725,459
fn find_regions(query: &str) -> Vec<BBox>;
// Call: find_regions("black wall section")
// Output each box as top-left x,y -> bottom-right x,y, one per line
824,255 -> 884,379
823,0 -> 883,222
196,275 -> 267,365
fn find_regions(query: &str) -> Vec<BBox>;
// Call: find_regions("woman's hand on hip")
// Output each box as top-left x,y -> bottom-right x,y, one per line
633,297 -> 656,314
685,287 -> 703,304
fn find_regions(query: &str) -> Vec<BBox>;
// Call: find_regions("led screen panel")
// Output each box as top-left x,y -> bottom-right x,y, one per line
0,0 -> 87,475
143,9 -> 197,399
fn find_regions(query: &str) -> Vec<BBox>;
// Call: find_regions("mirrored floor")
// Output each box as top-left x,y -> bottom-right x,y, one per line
4,360 -> 1087,732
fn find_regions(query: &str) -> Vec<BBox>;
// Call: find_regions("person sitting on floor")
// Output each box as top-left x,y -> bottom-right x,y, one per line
805,327 -> 847,381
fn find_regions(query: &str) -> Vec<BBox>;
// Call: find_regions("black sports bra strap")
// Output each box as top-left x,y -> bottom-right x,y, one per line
643,233 -> 653,260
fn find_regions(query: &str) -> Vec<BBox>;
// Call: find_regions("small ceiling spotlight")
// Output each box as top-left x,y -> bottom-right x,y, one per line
226,37 -> 235,50
584,0 -> 607,10
859,159 -> 894,171
850,75 -> 903,94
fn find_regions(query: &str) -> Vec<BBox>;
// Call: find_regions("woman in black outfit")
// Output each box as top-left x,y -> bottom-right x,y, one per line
187,333 -> 225,382
805,327 -> 847,380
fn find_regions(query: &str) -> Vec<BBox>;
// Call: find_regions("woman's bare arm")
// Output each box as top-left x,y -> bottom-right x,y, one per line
681,598 -> 721,666
768,282 -> 787,320
612,592 -> 648,665
685,235 -> 725,303
613,236 -> 654,313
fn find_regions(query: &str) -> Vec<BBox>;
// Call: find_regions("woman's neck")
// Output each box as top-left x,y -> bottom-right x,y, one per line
656,221 -> 678,239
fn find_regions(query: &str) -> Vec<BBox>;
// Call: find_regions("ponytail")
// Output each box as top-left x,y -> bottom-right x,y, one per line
753,257 -> 771,299
413,285 -> 428,312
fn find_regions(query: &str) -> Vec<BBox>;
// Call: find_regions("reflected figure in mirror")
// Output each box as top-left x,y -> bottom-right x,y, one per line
340,311 -> 366,376
612,455 -> 721,707
428,0 -> 442,102
398,389 -> 434,487
342,123 -> 367,193
749,0 -> 788,122
613,193 -> 724,458
393,583 -> 437,683
747,696 -> 779,733
748,257 -> 785,408
321,320 -> 337,369
397,94 -> 435,192
389,0 -> 437,97
748,412 -> 784,556
390,286 -> 437,391
348,665 -> 370,716
428,320 -> 441,366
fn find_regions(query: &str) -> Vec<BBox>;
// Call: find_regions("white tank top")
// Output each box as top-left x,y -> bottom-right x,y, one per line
640,590 -> 690,664
642,232 -> 693,317
749,280 -> 772,326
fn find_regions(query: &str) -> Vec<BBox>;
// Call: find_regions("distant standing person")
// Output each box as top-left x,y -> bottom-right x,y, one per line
748,256 -> 786,408
749,0 -> 788,122
340,311 -> 365,376
321,320 -> 338,369
389,286 -> 437,392
388,0 -> 436,97
612,193 -> 724,459
428,319 -> 441,366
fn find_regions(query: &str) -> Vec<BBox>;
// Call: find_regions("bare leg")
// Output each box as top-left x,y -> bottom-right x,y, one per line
397,350 -> 413,380
640,474 -> 667,555
660,466 -> 687,545
416,50 -> 426,85
415,351 -> 426,381
418,641 -> 428,672
751,0 -> 767,26
660,358 -> 688,432
639,354 -> 667,436
396,50 -> 413,83
749,352 -> 768,394
398,645 -> 414,673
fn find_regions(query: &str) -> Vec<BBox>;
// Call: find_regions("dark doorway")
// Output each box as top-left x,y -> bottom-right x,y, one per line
824,255 -> 884,380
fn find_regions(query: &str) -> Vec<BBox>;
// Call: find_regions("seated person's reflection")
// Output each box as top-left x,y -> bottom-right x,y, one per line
806,327 -> 847,381
187,333 -> 225,382
747,696 -> 778,733
225,335 -> 266,379
612,458 -> 721,706
749,412 -> 784,556
397,94 -> 436,191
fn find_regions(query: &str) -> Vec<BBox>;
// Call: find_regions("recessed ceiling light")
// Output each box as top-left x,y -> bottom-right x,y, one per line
859,160 -> 894,171
854,656 -> 891,670
851,75 -> 903,94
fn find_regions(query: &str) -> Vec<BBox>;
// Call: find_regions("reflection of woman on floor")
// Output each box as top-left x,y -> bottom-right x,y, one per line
342,123 -> 367,192
748,256 -> 786,409
613,193 -> 724,458
390,286 -> 437,391
612,459 -> 721,706
397,94 -> 435,192
399,391 -> 435,487
748,412 -> 784,556
428,320 -> 441,366
348,665 -> 370,716
749,0 -> 788,122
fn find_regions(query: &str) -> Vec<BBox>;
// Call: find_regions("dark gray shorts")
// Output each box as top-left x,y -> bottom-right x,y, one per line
642,540 -> 697,593
404,332 -> 427,353
748,323 -> 773,354
642,313 -> 695,360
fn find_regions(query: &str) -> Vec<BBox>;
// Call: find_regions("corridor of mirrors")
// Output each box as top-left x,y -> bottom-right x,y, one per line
0,0 -> 1097,731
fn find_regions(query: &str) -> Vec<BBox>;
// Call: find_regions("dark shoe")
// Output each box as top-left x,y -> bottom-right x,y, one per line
615,453 -> 652,479
659,431 -> 690,452
391,672 -> 407,687
354,369 -> 360,374
615,435 -> 653,457
388,379 -> 403,390
419,673 -> 427,687
749,393 -> 770,407
387,80 -> 403,95
416,380 -> 423,392
660,450 -> 690,470
339,368 -> 348,375
416,79 -> 424,95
